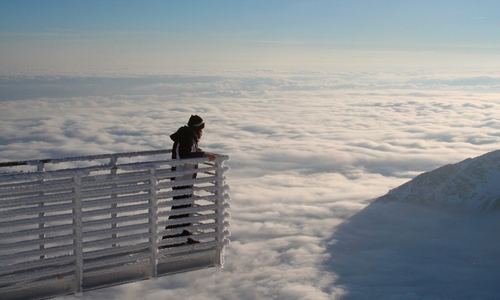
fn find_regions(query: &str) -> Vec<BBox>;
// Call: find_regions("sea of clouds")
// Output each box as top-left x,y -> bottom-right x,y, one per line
1,69 -> 500,299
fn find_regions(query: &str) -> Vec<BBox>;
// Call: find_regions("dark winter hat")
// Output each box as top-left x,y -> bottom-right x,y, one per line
188,115 -> 205,129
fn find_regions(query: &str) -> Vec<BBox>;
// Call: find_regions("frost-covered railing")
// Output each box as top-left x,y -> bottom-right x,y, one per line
0,150 -> 230,300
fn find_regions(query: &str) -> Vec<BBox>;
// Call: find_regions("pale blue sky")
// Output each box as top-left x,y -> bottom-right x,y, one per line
1,0 -> 500,71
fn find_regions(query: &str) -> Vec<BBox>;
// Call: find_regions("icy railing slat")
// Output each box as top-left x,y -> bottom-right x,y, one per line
1,233 -> 75,251
0,150 -> 230,300
0,202 -> 75,217
0,265 -> 76,286
0,254 -> 75,277
83,251 -> 151,271
0,213 -> 75,229
0,223 -> 74,241
0,191 -> 75,208
82,243 -> 151,261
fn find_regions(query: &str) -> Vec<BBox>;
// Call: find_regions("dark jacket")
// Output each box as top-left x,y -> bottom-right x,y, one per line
170,126 -> 205,181
170,126 -> 205,159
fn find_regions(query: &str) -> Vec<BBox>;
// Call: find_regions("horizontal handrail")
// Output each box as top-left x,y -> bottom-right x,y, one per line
0,149 -> 173,168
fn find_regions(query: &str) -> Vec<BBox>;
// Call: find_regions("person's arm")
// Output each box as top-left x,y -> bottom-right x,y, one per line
177,141 -> 204,158
177,138 -> 214,160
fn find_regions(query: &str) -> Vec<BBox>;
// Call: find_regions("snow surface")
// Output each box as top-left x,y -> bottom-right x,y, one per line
379,150 -> 500,210
329,150 -> 500,299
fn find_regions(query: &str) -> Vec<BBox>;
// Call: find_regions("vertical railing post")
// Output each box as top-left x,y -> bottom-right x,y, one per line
148,167 -> 158,278
37,163 -> 46,259
72,174 -> 84,296
110,156 -> 118,247
214,157 -> 225,266
214,156 -> 230,267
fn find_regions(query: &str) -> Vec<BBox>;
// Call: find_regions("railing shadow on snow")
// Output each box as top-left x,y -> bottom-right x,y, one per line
0,149 -> 231,300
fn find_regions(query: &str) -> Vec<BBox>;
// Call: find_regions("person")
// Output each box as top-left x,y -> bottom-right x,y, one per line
162,115 -> 216,247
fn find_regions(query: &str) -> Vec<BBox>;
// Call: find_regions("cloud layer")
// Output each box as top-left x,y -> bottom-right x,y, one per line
1,70 -> 500,299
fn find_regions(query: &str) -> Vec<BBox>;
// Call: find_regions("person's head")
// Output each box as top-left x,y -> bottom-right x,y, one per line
188,115 -> 205,139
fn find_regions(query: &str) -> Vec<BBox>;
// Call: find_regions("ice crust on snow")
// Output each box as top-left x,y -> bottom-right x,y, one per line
379,149 -> 500,210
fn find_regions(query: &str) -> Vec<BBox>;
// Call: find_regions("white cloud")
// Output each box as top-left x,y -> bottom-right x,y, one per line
1,70 -> 500,299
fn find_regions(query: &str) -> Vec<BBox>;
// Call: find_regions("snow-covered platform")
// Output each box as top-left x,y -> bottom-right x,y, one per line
0,150 -> 231,300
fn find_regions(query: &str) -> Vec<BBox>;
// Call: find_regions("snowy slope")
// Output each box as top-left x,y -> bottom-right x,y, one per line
379,150 -> 500,210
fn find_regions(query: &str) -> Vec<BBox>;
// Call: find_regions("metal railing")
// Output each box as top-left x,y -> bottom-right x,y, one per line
0,150 -> 231,300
